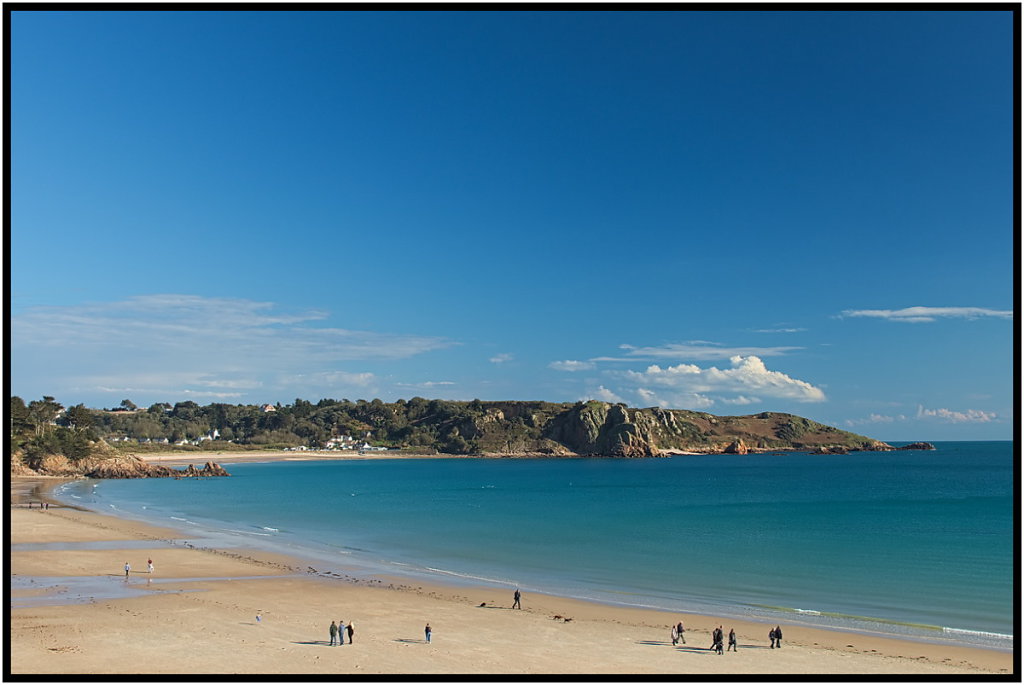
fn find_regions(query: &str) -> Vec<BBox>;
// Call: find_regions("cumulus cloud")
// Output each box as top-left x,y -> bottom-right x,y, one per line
586,386 -> 626,404
840,306 -> 1012,323
549,360 -> 596,372
622,355 -> 826,403
916,406 -> 998,423
490,353 -> 514,364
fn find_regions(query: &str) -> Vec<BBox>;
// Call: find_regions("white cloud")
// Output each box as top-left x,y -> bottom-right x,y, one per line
844,413 -> 907,427
720,395 -> 761,405
636,387 -> 714,409
623,356 -> 826,403
490,353 -> 514,364
841,306 -> 1012,323
549,360 -> 596,372
11,295 -> 453,403
593,342 -> 802,362
753,328 -> 806,334
916,406 -> 998,424
586,386 -> 625,404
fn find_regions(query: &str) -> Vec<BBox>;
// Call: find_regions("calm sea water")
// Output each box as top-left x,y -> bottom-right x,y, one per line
55,441 -> 1014,650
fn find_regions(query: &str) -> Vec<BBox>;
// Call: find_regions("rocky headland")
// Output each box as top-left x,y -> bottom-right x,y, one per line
11,399 -> 933,479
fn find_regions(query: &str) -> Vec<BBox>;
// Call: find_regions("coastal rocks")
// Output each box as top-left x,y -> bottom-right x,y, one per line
896,442 -> 936,451
179,462 -> 231,478
723,439 -> 749,455
809,445 -> 850,455
12,452 -> 230,479
200,462 -> 231,477
84,454 -> 176,479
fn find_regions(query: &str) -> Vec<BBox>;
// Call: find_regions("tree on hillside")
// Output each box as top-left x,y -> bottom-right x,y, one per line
27,396 -> 64,436
62,404 -> 94,431
120,399 -> 138,411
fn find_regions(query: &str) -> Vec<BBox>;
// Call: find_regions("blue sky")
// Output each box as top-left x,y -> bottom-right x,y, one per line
10,10 -> 1015,440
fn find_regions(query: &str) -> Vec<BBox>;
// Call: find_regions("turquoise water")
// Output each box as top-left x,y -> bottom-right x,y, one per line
56,441 -> 1014,650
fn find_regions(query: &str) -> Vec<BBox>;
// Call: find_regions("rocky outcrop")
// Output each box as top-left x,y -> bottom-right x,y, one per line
809,445 -> 850,455
723,439 -> 749,455
200,461 -> 231,476
896,442 -> 936,451
13,451 -> 230,479
532,403 -> 890,458
84,454 -> 176,479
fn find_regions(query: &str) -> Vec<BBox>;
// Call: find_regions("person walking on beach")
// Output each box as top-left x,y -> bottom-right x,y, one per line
425,623 -> 432,643
338,620 -> 344,644
774,625 -> 782,648
512,588 -> 522,609
728,628 -> 737,652
670,625 -> 678,646
124,561 -> 130,577
256,612 -> 261,623
676,621 -> 686,644
346,620 -> 354,644
329,621 -> 338,646
769,626 -> 776,648
148,558 -> 154,574
716,626 -> 724,655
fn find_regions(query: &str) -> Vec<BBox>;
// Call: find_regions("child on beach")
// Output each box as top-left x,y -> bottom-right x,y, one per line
124,562 -> 130,577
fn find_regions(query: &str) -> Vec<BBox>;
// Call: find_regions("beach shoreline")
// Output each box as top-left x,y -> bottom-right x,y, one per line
9,475 -> 1015,676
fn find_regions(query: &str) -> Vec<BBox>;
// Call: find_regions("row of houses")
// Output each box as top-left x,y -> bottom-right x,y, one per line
108,429 -> 221,447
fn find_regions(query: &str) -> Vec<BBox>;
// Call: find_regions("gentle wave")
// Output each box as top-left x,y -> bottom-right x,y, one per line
423,566 -> 516,586
943,627 -> 1013,641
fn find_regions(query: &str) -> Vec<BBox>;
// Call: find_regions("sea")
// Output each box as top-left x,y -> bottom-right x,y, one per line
52,441 -> 1015,652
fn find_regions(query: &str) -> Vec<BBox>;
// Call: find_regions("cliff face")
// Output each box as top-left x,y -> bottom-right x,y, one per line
469,402 -> 891,456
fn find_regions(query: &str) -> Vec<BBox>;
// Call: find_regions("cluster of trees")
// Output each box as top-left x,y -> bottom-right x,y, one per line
9,396 -> 97,466
10,396 -> 574,455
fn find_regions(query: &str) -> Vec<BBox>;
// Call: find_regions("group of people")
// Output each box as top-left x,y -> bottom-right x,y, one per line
670,623 -> 782,654
123,559 -> 155,577
328,620 -> 354,646
670,621 -> 686,645
708,626 -> 736,654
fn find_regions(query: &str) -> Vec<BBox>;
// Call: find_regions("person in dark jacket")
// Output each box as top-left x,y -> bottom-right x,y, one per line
347,620 -> 354,644
774,625 -> 782,648
329,621 -> 338,646
728,628 -> 737,651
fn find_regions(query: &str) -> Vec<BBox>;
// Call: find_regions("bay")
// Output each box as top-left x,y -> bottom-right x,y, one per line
56,441 -> 1014,650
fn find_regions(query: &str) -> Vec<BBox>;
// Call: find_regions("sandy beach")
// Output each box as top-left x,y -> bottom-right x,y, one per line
8,476 -> 1014,676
